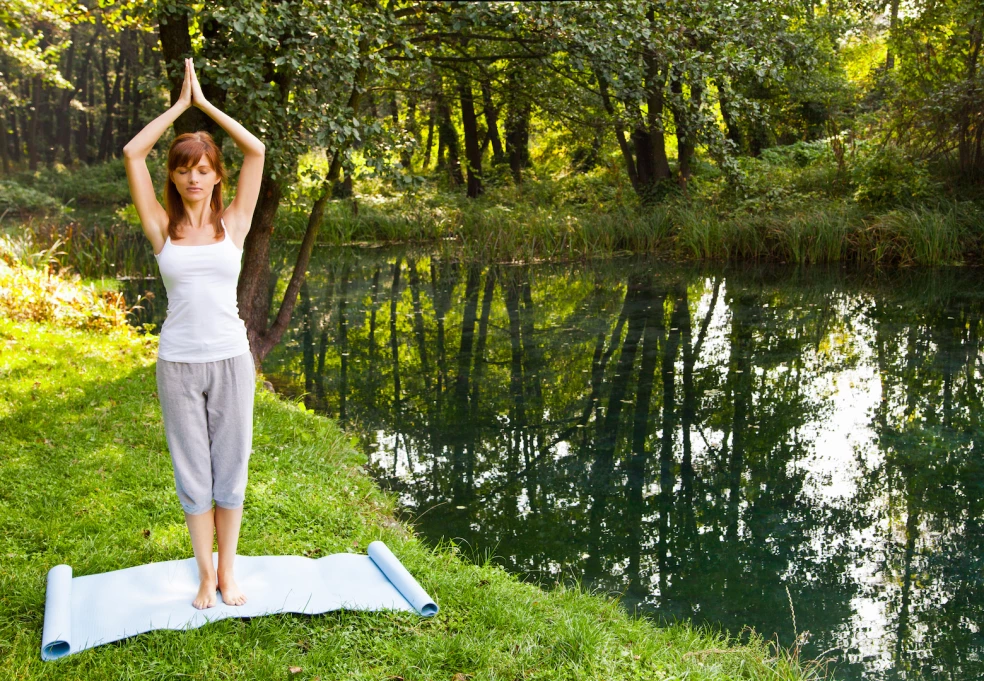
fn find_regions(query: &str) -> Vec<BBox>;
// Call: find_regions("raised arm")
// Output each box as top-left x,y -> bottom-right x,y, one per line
122,58 -> 194,253
189,60 -> 265,238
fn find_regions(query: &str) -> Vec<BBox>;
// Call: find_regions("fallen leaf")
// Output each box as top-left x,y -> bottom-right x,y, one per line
289,666 -> 302,674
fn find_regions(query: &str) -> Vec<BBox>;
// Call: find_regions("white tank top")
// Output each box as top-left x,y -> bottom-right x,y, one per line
153,217 -> 252,362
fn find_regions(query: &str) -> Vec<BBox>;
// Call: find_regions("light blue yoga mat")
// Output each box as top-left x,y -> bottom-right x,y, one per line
41,540 -> 437,661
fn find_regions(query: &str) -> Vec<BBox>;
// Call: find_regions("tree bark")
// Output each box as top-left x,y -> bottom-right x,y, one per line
0,110 -> 8,174
423,101 -> 435,170
157,1 -> 214,135
504,72 -> 530,184
481,80 -> 505,165
28,77 -> 41,170
98,44 -> 126,161
437,85 -> 464,186
458,75 -> 483,197
402,94 -> 419,170
885,0 -> 900,71
716,76 -> 746,154
57,27 -> 77,165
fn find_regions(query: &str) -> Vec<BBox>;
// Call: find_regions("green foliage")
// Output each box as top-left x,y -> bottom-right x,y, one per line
0,0 -> 75,104
0,232 -> 132,330
759,140 -> 834,168
15,158 -> 166,207
0,180 -> 63,215
850,143 -> 940,209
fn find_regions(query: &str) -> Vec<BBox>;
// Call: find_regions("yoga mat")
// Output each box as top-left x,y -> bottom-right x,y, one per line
41,540 -> 437,661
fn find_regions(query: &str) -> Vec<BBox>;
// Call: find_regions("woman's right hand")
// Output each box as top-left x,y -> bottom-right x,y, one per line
176,58 -> 193,110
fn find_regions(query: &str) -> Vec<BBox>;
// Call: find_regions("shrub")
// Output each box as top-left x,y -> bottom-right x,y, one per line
850,143 -> 940,209
17,158 -> 166,207
0,181 -> 64,216
759,139 -> 833,168
0,232 -> 133,331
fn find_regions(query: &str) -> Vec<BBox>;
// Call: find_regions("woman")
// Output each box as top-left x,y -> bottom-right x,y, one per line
123,58 -> 265,610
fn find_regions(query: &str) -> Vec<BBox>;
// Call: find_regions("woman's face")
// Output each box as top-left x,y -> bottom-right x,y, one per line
171,155 -> 220,201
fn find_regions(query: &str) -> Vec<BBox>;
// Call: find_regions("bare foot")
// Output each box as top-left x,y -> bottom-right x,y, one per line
193,575 -> 217,609
217,571 -> 247,606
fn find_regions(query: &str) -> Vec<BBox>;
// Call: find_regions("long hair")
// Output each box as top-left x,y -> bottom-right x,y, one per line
164,131 -> 227,241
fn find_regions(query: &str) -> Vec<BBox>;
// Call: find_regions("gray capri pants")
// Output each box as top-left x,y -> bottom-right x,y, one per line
155,351 -> 256,515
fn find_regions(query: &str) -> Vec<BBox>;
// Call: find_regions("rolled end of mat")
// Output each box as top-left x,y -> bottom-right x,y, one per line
41,564 -> 73,661
367,541 -> 439,617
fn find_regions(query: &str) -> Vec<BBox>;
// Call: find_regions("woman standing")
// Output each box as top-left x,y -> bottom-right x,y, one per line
123,58 -> 265,610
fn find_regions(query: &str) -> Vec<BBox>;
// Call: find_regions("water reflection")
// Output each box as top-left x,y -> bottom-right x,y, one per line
125,250 -> 984,680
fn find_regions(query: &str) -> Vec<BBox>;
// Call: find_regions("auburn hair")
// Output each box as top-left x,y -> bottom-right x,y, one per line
164,131 -> 227,241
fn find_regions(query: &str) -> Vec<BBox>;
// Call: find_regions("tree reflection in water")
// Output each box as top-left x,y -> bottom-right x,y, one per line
263,250 -> 984,681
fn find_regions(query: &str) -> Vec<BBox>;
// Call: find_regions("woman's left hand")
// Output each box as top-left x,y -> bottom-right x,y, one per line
189,59 -> 209,108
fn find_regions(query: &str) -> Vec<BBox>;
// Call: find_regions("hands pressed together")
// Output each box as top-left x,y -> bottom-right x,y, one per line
177,58 -> 208,110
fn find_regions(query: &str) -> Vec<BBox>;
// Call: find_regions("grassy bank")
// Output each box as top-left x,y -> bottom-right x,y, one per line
5,142 -> 984,271
0,233 -> 822,679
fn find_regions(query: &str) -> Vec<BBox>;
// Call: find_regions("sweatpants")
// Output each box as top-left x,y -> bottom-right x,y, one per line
155,351 -> 256,515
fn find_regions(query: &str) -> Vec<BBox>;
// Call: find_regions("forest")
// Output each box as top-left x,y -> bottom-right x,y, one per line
4,0 -> 983,364
4,0 -> 982,221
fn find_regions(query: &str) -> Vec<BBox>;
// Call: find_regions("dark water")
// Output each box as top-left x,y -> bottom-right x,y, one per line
124,245 -> 984,680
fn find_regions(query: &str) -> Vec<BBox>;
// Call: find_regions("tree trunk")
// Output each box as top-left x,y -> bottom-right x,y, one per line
57,27 -> 77,165
28,77 -> 41,170
402,94 -> 419,170
481,80 -> 505,165
10,107 -> 22,163
74,25 -> 100,164
885,0 -> 900,71
670,69 -> 701,189
157,2 -> 214,135
644,57 -> 672,183
459,75 -> 483,197
98,44 -> 126,161
598,74 -> 639,191
423,102 -> 435,170
118,28 -> 136,154
240,51 -> 369,366
437,86 -> 464,186
238,173 -> 283,362
504,75 -> 530,184
41,77 -> 56,163
0,111 -> 8,174
77,52 -> 92,163
716,76 -> 746,154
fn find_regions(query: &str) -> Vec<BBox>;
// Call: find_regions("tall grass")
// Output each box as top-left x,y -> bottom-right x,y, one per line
668,198 -> 981,266
858,202 -> 980,266
8,152 -> 984,269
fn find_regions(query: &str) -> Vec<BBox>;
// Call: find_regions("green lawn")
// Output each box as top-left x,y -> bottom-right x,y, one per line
0,315 -> 822,680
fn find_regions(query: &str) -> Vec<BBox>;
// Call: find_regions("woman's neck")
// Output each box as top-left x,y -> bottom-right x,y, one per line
180,198 -> 213,230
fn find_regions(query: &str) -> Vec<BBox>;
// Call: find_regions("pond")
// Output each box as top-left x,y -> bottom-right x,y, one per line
122,242 -> 984,681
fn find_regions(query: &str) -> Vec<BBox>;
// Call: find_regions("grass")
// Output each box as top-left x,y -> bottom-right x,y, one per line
265,179 -> 984,266
0,242 -> 825,679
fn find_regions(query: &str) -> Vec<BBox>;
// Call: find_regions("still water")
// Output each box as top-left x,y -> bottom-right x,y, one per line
125,245 -> 984,680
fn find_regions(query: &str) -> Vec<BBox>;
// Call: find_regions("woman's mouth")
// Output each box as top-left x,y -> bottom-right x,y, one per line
188,188 -> 201,192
